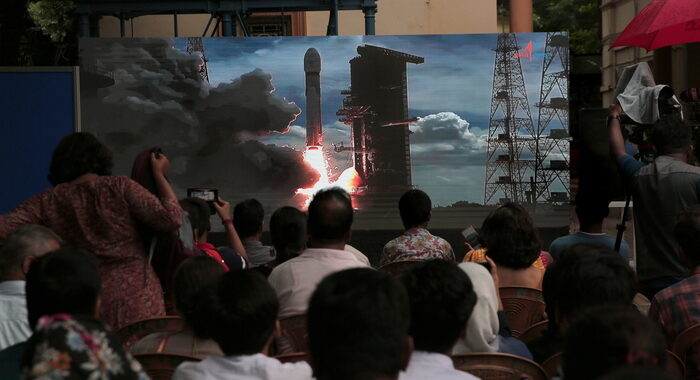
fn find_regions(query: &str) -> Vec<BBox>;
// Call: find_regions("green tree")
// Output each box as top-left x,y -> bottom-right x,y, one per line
533,0 -> 601,55
26,0 -> 76,64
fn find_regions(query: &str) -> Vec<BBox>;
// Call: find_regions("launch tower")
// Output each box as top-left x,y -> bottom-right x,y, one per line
186,37 -> 210,83
337,45 -> 424,192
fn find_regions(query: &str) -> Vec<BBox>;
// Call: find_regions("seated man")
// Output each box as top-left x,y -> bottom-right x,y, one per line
173,270 -> 312,380
10,248 -> 147,380
650,205 -> 700,379
549,190 -> 630,262
269,206 -> 307,266
234,198 -> 275,268
381,189 -> 454,266
0,225 -> 61,350
399,260 -> 478,380
180,197 -> 247,270
528,244 -> 636,363
308,268 -> 413,380
563,306 -> 666,380
131,256 -> 226,356
268,187 -> 368,318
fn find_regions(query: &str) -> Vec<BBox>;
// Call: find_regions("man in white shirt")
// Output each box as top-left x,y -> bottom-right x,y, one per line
268,187 -> 368,318
0,225 -> 61,350
173,270 -> 312,380
399,260 -> 480,380
308,268 -> 413,380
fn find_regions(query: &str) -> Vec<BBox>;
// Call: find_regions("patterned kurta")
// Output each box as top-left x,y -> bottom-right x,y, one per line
0,176 -> 181,330
380,228 -> 454,266
21,314 -> 148,380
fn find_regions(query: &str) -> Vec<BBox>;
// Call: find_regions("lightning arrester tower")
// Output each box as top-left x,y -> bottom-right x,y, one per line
533,32 -> 570,204
484,33 -> 537,205
186,37 -> 210,83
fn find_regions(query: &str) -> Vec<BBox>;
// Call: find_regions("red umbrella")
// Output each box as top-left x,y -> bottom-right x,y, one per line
611,0 -> 700,50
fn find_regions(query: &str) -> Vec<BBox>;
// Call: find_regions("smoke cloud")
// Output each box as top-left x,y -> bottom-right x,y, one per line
80,38 -> 314,203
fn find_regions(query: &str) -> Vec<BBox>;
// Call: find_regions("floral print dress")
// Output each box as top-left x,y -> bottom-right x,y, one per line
21,314 -> 149,380
0,176 -> 182,330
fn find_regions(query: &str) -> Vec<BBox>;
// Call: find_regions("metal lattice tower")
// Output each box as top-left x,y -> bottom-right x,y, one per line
534,32 -> 570,204
484,33 -> 537,205
186,37 -> 210,83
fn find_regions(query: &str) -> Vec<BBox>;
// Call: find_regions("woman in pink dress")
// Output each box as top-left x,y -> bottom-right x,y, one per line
0,133 -> 181,330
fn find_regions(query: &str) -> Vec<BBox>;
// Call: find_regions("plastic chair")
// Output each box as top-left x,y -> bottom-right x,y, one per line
540,352 -> 562,379
277,314 -> 308,353
499,287 -> 546,338
539,350 -> 684,379
451,352 -> 548,380
665,350 -> 686,379
378,260 -> 424,276
672,323 -> 700,363
517,320 -> 549,344
275,352 -> 309,363
116,316 -> 184,349
133,352 -> 202,380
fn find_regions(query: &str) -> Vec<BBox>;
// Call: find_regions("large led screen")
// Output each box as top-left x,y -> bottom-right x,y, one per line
79,34 -> 569,234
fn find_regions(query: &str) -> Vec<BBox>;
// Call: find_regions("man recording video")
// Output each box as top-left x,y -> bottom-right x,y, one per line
608,104 -> 700,299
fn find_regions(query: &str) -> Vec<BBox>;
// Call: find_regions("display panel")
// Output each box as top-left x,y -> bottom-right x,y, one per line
79,34 -> 569,231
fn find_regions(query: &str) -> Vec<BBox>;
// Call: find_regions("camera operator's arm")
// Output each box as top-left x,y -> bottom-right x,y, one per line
214,199 -> 249,261
609,104 -> 644,177
608,104 -> 627,160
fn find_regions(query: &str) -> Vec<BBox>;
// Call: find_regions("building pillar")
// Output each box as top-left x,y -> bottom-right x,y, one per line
364,7 -> 377,35
672,44 -> 689,93
509,0 -> 533,33
89,16 -> 101,37
78,14 -> 91,37
221,12 -> 235,36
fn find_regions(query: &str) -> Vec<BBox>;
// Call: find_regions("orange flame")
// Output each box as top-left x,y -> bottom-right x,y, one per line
296,147 -> 362,205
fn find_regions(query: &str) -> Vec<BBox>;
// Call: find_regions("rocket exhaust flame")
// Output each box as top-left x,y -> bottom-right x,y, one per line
295,147 -> 362,206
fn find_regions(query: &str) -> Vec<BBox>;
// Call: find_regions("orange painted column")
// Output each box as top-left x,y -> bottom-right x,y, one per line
510,0 -> 533,33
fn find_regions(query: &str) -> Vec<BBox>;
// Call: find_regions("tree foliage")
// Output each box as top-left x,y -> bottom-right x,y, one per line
24,0 -> 76,64
533,0 -> 601,55
27,0 -> 74,42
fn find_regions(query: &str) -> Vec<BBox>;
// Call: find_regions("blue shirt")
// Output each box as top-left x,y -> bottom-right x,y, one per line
549,232 -> 630,262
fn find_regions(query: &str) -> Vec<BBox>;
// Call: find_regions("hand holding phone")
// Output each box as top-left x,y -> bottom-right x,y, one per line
461,226 -> 482,250
187,188 -> 219,215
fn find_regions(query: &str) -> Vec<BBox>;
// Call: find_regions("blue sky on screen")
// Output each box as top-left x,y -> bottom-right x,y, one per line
173,33 -> 560,205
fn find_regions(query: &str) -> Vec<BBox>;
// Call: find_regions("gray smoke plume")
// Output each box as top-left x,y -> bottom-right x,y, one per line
79,38 -> 316,203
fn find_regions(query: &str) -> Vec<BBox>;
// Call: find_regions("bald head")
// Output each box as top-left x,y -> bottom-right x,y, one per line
0,225 -> 62,281
307,187 -> 353,248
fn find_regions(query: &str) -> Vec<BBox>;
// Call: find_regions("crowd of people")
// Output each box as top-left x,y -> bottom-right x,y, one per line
0,106 -> 698,380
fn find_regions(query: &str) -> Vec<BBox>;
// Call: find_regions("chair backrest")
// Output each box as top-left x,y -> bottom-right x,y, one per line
499,287 -> 546,338
539,350 -> 684,379
277,314 -> 308,354
133,352 -> 202,380
116,316 -> 184,349
517,320 -> 549,344
540,352 -> 562,379
672,323 -> 700,363
378,260 -> 424,276
665,349 -> 686,379
275,352 -> 309,363
451,352 -> 548,380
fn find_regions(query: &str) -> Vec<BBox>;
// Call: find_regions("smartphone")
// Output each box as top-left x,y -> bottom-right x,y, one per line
187,188 -> 219,215
461,225 -> 482,250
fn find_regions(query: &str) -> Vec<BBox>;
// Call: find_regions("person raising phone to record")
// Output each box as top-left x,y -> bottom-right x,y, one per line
180,196 -> 248,271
